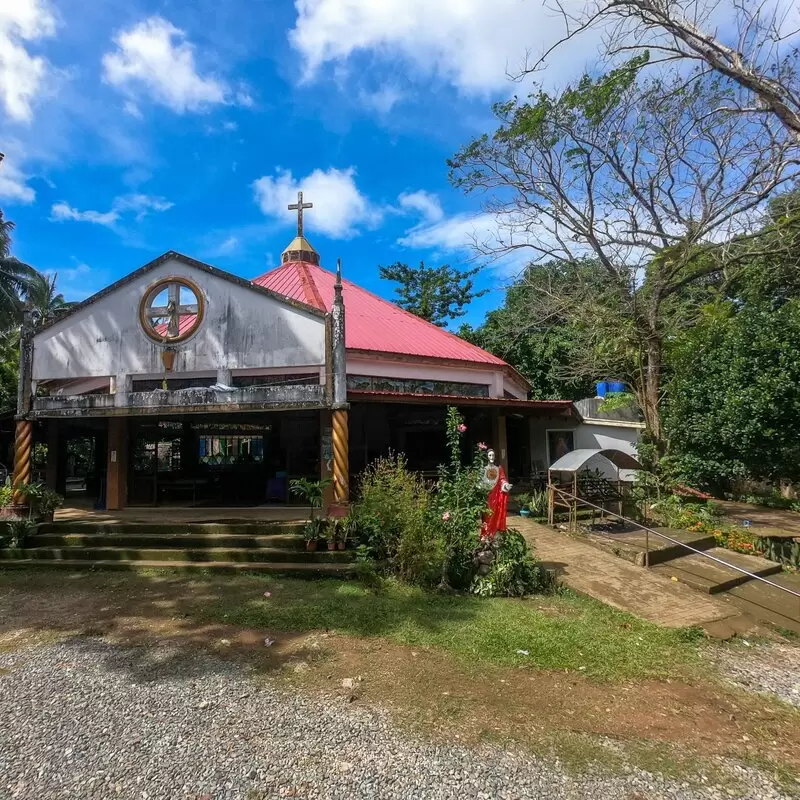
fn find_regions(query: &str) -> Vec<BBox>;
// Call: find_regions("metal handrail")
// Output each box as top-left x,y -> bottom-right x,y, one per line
548,487 -> 800,615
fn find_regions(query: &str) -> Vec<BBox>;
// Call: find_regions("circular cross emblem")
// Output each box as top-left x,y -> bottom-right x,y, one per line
139,276 -> 205,344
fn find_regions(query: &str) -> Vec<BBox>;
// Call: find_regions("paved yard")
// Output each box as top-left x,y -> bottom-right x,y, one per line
0,637 -> 795,800
516,519 -> 744,631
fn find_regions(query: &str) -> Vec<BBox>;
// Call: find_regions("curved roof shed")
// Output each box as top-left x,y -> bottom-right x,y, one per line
548,448 -> 643,481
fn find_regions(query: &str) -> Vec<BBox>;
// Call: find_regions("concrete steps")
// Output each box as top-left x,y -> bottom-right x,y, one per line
0,558 -> 352,576
584,528 -> 716,567
0,520 -> 356,576
0,546 -> 352,564
651,548 -> 782,594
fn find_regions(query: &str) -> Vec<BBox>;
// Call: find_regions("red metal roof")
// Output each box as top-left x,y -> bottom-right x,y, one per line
154,314 -> 197,338
253,261 -> 508,366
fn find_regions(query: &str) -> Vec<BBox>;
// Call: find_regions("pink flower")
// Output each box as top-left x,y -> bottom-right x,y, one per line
477,442 -> 488,450
442,511 -> 451,522
458,423 -> 467,433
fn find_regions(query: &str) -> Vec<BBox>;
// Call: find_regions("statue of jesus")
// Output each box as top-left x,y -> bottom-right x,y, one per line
480,448 -> 512,538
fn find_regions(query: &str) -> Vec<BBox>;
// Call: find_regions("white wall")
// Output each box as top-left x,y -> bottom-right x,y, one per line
33,258 -> 326,381
574,423 -> 641,457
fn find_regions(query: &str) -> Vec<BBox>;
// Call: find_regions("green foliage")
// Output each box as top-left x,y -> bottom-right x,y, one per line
289,477 -> 331,519
302,517 -> 325,542
458,261 -> 596,400
738,491 -> 800,512
432,408 -> 488,589
354,452 -> 443,586
3,518 -> 35,548
378,260 -> 488,327
664,299 -> 800,491
34,486 -> 63,516
650,495 -> 721,531
0,479 -> 13,508
471,530 -> 556,597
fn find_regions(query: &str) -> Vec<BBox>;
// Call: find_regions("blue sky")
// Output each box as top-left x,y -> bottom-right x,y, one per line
0,0 -> 603,326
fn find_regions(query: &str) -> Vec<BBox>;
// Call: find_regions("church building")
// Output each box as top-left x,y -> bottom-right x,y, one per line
11,195 -> 577,511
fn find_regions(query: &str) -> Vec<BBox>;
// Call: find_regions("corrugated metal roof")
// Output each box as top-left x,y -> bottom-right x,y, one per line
254,261 -> 508,366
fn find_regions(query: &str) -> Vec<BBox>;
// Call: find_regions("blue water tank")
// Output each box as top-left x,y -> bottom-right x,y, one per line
595,381 -> 608,398
608,380 -> 625,394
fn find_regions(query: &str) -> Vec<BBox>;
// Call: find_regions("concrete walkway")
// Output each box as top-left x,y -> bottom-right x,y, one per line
516,518 -> 745,631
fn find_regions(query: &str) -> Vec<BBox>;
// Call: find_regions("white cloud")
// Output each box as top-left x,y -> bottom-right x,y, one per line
102,16 -> 247,114
215,235 -> 240,255
0,156 -> 36,203
113,193 -> 174,219
358,84 -> 403,114
399,211 -> 503,251
0,0 -> 56,123
50,202 -> 119,227
252,167 -> 381,239
50,193 -> 173,227
398,190 -> 443,223
289,0 -> 597,94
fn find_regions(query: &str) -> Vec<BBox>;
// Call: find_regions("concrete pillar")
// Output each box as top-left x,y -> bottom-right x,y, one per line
11,419 -> 33,505
491,410 -> 508,471
106,418 -> 129,511
332,408 -> 349,505
216,368 -> 232,387
320,410 -> 335,511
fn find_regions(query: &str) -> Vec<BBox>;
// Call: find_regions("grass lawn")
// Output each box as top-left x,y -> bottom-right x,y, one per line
198,576 -> 704,681
1,568 -> 799,792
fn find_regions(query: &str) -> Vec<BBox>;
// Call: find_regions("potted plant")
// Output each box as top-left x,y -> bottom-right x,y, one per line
289,477 -> 332,521
325,520 -> 337,551
303,518 -> 323,552
337,516 -> 357,550
34,486 -> 64,523
517,493 -> 532,517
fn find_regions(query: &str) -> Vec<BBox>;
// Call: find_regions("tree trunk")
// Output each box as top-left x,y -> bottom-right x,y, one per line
642,333 -> 663,450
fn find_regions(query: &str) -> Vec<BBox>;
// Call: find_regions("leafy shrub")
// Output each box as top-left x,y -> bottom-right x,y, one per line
0,479 -> 14,508
527,489 -> 548,517
650,494 -> 721,531
5,518 -> 35,548
471,530 -> 556,597
354,453 -> 442,586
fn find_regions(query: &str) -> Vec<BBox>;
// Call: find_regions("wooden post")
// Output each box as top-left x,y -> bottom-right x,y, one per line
106,418 -> 129,511
332,408 -> 349,505
11,419 -> 33,505
491,410 -> 508,470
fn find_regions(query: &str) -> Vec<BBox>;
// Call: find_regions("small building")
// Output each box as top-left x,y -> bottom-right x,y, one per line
11,199 -> 578,511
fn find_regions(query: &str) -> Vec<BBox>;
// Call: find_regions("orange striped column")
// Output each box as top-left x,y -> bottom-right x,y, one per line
332,408 -> 349,504
12,419 -> 33,505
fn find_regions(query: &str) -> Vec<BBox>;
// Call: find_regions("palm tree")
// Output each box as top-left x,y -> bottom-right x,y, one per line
0,210 -> 34,325
24,270 -> 74,322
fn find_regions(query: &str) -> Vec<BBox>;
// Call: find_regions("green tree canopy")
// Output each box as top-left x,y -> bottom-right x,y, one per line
459,261 -> 596,400
379,261 -> 488,327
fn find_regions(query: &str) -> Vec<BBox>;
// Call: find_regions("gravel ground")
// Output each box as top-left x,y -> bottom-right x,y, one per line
705,639 -> 800,709
0,638 -> 794,800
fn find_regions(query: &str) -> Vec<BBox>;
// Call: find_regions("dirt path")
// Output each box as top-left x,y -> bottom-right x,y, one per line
717,500 -> 800,538
1,569 -> 799,791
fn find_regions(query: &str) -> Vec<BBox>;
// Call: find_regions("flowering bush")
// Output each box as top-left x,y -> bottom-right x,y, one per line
433,408 -> 489,589
651,494 -> 763,557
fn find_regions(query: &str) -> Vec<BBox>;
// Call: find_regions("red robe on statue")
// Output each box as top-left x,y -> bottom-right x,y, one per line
481,465 -> 510,538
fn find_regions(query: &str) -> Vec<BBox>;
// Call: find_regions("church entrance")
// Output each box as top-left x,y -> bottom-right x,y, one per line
127,410 -> 321,507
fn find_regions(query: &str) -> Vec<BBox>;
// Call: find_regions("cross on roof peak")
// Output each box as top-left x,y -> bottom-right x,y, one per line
288,191 -> 313,237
